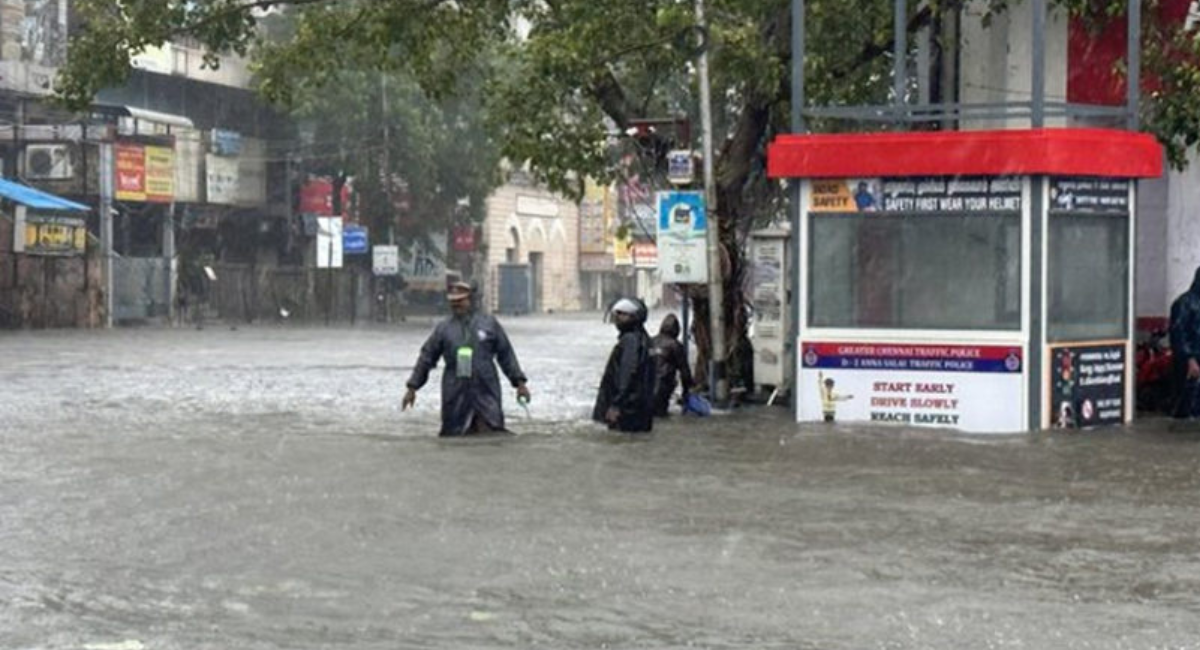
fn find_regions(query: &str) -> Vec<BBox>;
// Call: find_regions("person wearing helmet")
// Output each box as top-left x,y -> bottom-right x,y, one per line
650,313 -> 694,417
403,281 -> 531,435
592,297 -> 655,432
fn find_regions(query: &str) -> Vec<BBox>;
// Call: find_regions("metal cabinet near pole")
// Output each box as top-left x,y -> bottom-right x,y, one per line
497,263 -> 532,315
749,228 -> 790,394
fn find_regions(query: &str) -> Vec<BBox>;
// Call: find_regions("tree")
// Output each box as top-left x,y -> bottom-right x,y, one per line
56,0 -> 1200,388
288,67 -> 501,250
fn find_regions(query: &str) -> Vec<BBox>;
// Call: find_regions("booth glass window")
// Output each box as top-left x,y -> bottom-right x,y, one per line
810,212 -> 1022,330
1047,213 -> 1129,341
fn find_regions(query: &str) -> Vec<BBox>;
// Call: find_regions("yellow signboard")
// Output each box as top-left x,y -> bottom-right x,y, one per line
808,179 -> 858,212
18,211 -> 87,256
144,145 -> 175,202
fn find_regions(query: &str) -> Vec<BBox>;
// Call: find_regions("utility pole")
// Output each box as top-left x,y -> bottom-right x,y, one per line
790,0 -> 805,414
99,140 -> 114,328
696,0 -> 728,405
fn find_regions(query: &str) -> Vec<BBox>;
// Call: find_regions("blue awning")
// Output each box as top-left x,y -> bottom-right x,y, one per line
0,178 -> 89,212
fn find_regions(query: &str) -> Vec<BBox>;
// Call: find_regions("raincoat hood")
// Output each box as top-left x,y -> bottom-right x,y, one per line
658,314 -> 680,339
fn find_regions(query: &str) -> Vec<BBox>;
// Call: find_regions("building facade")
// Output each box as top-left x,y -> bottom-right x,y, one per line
482,170 -> 582,314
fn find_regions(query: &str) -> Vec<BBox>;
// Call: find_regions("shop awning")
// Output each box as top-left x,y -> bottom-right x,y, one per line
767,128 -> 1163,179
91,104 -> 195,130
0,178 -> 90,212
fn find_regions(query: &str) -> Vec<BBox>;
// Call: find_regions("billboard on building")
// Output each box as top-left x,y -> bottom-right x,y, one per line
115,142 -> 175,203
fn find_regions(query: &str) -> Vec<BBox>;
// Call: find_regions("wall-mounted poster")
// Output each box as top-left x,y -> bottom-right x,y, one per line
1048,342 -> 1128,429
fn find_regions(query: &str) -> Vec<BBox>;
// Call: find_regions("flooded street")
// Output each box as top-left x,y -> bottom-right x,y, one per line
3,314 -> 1200,649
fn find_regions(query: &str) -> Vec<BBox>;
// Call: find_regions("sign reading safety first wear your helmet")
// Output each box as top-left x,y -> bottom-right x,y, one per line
656,191 -> 708,284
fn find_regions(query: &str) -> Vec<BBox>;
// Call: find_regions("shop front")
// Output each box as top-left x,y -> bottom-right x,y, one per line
767,128 -> 1161,432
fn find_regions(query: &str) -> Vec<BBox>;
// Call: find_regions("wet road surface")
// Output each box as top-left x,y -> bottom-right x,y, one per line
3,314 -> 1200,649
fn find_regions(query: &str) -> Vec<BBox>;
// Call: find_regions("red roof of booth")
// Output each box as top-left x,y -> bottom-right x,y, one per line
766,128 -> 1162,179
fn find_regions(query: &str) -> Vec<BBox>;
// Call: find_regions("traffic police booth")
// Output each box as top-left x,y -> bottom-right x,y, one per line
766,128 -> 1162,432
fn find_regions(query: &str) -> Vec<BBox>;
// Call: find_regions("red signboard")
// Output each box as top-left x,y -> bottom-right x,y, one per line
298,177 -> 351,216
115,143 -> 145,200
632,241 -> 658,269
452,226 -> 476,252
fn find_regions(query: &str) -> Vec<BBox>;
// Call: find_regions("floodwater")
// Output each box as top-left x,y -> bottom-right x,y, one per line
2,313 -> 1200,649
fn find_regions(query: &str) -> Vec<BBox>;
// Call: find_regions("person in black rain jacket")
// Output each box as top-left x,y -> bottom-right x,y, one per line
593,298 -> 655,432
403,281 -> 530,435
1170,266 -> 1200,418
650,313 -> 693,417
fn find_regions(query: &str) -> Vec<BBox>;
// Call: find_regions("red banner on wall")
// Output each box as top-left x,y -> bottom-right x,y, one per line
115,143 -> 145,201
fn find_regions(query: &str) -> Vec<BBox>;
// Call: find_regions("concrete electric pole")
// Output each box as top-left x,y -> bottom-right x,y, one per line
696,0 -> 728,405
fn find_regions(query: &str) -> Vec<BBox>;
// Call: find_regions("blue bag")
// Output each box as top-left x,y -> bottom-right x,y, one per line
683,393 -> 712,417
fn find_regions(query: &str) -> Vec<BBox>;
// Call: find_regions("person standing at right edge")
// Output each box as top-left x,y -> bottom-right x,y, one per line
593,298 -> 655,433
1169,266 -> 1200,418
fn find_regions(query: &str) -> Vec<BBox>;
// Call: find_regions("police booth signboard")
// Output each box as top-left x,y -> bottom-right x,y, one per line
1048,343 -> 1126,429
800,343 -> 1025,430
799,174 -> 1026,432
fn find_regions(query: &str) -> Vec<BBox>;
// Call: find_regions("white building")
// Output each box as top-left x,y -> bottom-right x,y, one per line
482,170 -> 582,313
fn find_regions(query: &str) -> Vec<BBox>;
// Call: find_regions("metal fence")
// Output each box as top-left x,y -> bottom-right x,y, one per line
202,263 -> 376,324
113,256 -> 170,322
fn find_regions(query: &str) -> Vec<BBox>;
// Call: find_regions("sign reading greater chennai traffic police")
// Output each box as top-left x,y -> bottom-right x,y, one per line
656,190 -> 708,284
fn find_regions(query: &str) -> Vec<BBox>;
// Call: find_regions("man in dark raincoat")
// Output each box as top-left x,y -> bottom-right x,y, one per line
650,313 -> 693,417
403,281 -> 530,435
1169,266 -> 1200,418
593,298 -> 655,432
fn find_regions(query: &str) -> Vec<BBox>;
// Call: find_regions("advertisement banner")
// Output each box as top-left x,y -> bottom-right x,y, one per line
798,341 -> 1025,433
115,143 -> 175,203
144,146 -> 175,203
115,143 -> 146,201
14,208 -> 86,256
809,177 -> 1022,214
656,190 -> 708,283
205,154 -> 239,205
579,179 -> 612,254
632,241 -> 658,269
1048,342 -> 1128,429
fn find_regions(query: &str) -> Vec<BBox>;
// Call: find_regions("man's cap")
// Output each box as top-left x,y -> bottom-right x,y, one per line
447,281 -> 472,300
611,298 -> 640,315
